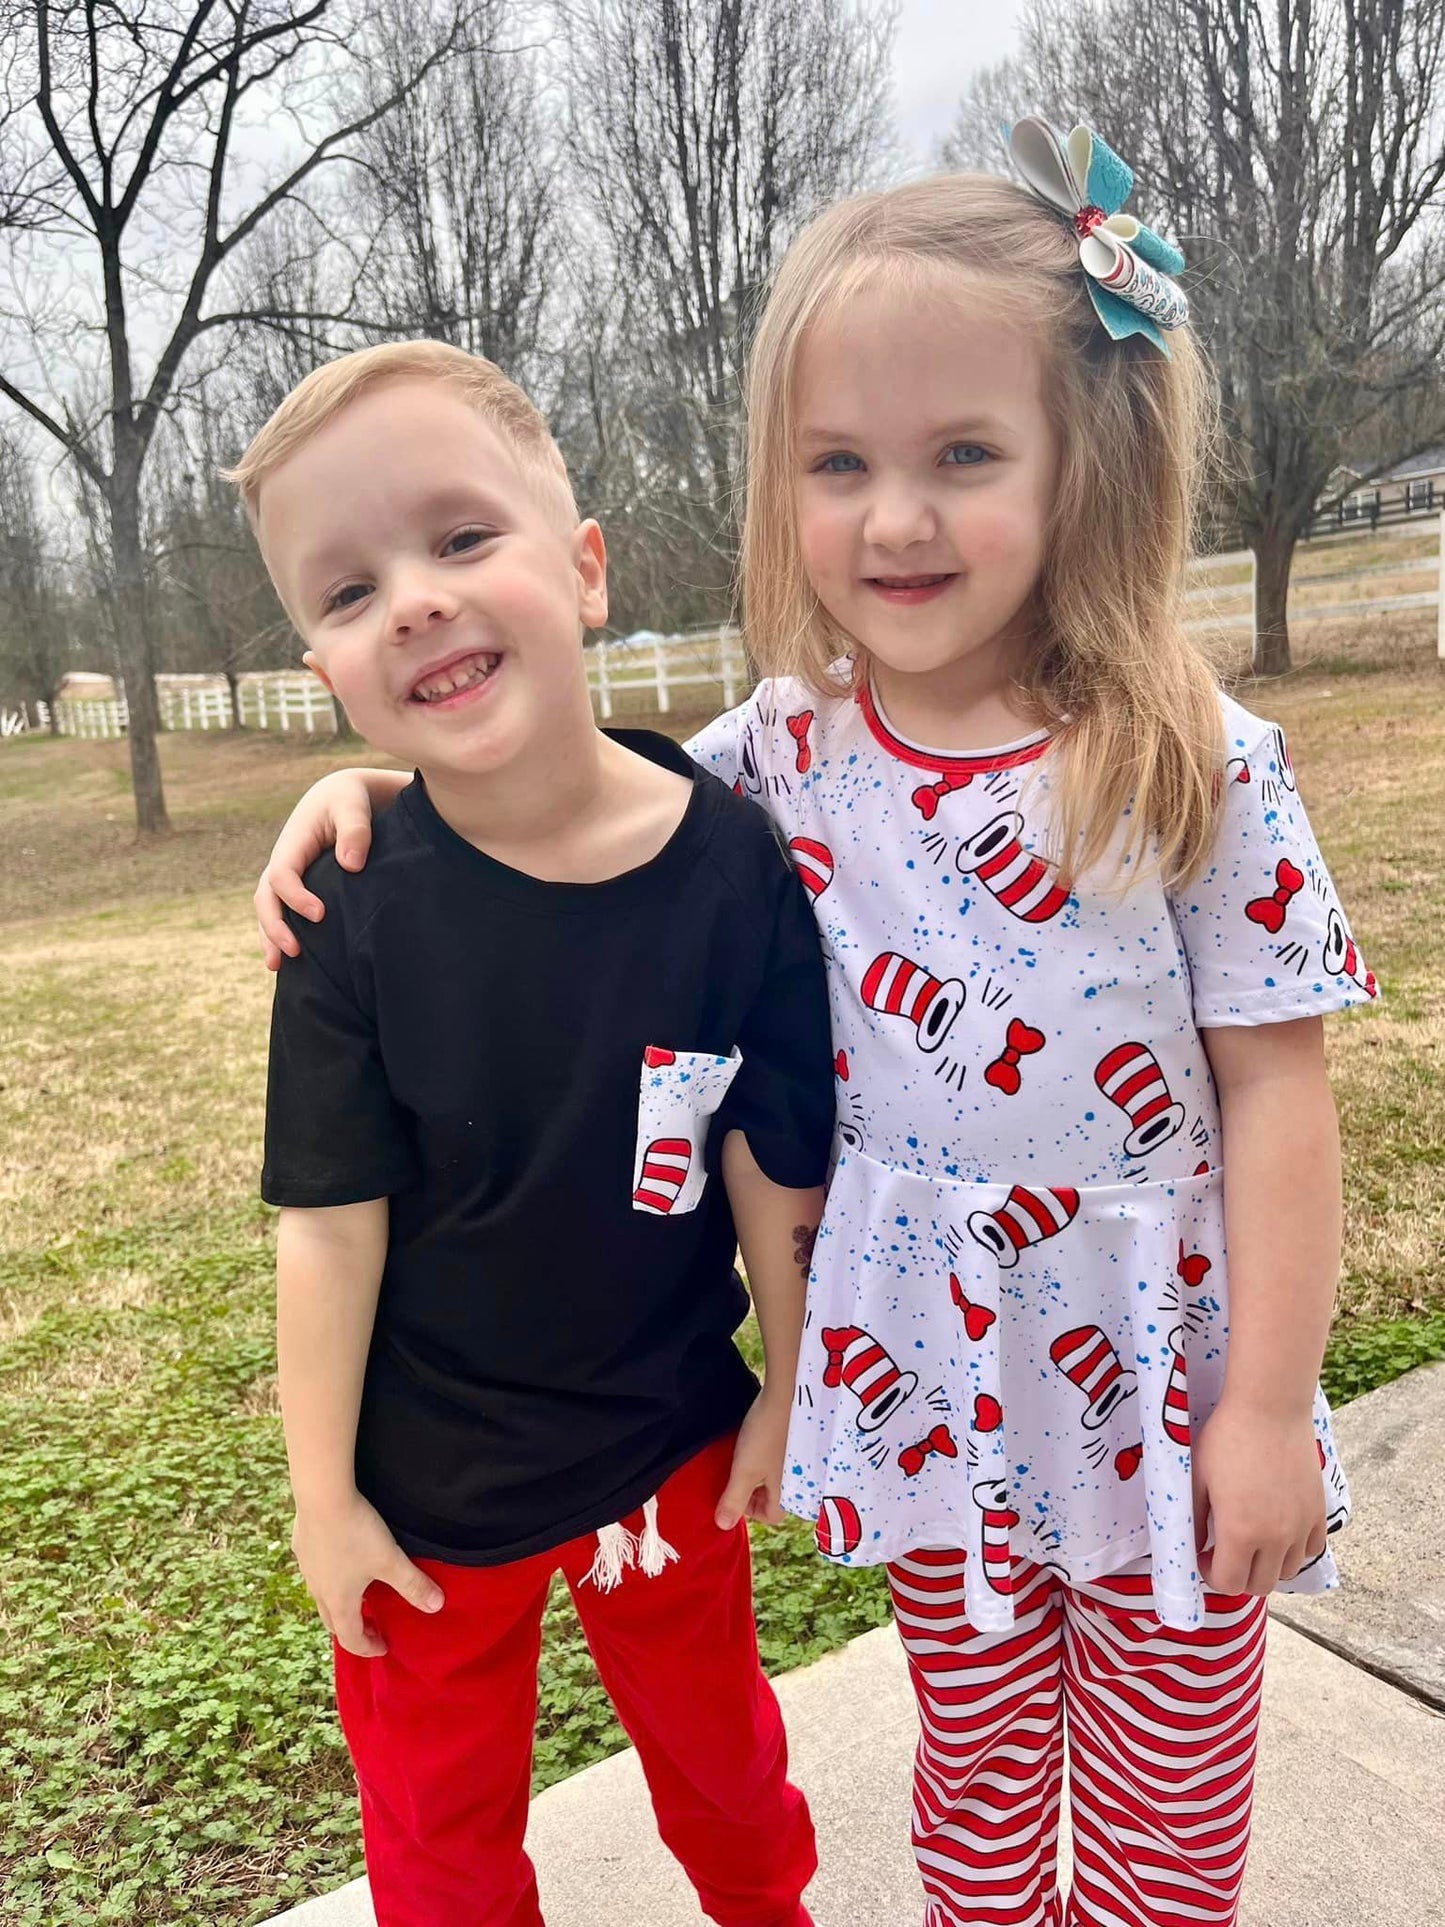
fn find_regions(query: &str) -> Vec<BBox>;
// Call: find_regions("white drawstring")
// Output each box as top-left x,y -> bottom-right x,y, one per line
581,1493 -> 679,1589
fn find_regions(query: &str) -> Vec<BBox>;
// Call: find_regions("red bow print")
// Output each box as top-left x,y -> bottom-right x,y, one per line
643,1046 -> 676,1068
834,1049 -> 850,1080
973,1394 -> 1003,1432
911,770 -> 973,820
1176,1242 -> 1212,1293
1245,859 -> 1304,934
984,1019 -> 1046,1095
786,710 -> 814,774
898,1423 -> 958,1478
1115,1443 -> 1143,1481
949,1274 -> 997,1341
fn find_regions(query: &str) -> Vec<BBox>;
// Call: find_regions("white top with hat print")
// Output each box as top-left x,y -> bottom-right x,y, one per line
686,680 -> 1371,1633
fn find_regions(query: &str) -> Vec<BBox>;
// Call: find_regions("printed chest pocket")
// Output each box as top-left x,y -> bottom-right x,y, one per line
632,1045 -> 743,1216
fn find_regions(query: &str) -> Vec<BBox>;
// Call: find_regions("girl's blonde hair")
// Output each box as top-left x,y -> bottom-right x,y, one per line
742,172 -> 1224,888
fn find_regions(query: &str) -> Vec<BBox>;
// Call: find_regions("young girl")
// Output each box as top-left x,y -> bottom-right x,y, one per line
254,123 -> 1374,1927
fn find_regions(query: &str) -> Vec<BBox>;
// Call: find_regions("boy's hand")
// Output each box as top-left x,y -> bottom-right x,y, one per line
255,771 -> 380,970
715,1387 -> 792,1530
1190,1396 -> 1329,1597
292,1490 -> 445,1657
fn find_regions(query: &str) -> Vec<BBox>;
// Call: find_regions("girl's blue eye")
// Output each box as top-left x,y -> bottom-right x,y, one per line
325,583 -> 370,613
942,444 -> 990,467
818,452 -> 864,474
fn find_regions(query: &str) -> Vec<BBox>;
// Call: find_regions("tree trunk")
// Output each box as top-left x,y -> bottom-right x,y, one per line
224,664 -> 245,729
1251,527 -> 1297,678
108,462 -> 171,835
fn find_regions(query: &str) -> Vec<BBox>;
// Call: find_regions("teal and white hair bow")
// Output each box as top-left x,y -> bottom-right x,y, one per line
1005,116 -> 1188,355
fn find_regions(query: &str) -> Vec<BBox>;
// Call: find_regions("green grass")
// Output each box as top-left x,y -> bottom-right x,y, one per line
1,645 -> 1442,1923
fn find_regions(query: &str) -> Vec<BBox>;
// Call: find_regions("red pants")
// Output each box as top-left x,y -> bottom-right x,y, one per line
334,1435 -> 816,1927
888,1551 -> 1268,1927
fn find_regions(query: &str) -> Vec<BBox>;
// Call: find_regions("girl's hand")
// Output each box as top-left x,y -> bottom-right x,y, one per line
291,1490 -> 445,1657
715,1387 -> 793,1529
254,769 -> 390,970
1190,1397 -> 1329,1597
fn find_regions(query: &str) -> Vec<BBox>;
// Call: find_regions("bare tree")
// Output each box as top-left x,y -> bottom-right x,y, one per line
0,430 -> 71,727
563,0 -> 897,580
353,2 -> 558,379
0,0 -> 486,833
946,0 -> 1445,674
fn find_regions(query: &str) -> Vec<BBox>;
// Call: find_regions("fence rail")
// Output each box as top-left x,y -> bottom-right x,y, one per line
6,519 -> 1442,746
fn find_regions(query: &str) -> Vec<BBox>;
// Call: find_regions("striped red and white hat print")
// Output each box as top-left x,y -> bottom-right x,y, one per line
1093,1040 -> 1186,1158
972,1477 -> 1019,1596
814,1495 -> 863,1557
788,835 -> 834,901
966,1184 -> 1079,1269
632,1137 -> 693,1215
821,1323 -> 919,1432
955,812 -> 1070,924
1049,1322 -> 1138,1430
1161,1327 -> 1191,1446
860,950 -> 966,1054
1323,906 -> 1377,998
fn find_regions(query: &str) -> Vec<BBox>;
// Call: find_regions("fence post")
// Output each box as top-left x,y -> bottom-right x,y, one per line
654,635 -> 670,713
721,631 -> 738,708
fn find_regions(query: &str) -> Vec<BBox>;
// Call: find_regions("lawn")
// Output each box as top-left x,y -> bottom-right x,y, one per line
2,622 -> 1443,1924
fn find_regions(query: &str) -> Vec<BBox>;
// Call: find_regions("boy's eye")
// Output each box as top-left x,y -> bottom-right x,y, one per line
444,526 -> 493,554
816,452 -> 864,474
324,583 -> 371,614
942,444 -> 990,467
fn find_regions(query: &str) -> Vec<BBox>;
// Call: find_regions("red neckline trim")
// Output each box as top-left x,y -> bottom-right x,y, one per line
855,684 -> 1052,776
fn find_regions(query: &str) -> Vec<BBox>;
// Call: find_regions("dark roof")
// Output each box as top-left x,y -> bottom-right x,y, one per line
1384,446 -> 1445,479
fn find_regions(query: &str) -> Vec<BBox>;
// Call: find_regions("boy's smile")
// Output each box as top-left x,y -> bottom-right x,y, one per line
255,380 -> 605,781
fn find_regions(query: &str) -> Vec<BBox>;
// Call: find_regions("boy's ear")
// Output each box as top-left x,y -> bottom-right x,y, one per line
302,649 -> 336,696
573,519 -> 608,631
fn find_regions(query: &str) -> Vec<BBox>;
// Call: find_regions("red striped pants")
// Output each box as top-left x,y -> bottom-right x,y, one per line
887,1551 -> 1268,1927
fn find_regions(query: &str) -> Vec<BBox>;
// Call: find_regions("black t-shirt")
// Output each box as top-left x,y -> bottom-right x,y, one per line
261,730 -> 835,1565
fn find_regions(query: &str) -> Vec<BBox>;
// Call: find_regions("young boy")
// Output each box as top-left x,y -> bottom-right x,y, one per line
229,341 -> 835,1927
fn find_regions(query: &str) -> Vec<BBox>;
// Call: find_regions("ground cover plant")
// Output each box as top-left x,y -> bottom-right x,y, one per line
2,615 -> 1442,1923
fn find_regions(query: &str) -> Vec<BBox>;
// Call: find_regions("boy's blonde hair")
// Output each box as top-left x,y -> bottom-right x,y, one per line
742,172 -> 1225,889
223,339 -> 577,531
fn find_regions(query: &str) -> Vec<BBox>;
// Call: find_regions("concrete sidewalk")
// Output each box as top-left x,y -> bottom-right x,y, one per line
269,1365 -> 1445,1926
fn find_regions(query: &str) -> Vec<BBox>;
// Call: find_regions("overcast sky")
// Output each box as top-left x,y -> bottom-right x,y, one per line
890,0 -> 1026,163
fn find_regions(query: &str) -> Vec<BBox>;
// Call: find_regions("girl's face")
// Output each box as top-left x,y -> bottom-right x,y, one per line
792,274 -> 1058,704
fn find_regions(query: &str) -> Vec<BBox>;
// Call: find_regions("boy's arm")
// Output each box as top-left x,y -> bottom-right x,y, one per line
1192,1016 -> 1338,1596
255,768 -> 409,969
714,1132 -> 824,1530
277,1202 -> 444,1654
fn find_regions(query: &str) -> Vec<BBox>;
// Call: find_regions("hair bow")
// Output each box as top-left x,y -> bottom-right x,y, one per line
1005,116 -> 1188,355
1245,859 -> 1304,934
898,1423 -> 958,1478
984,1018 -> 1046,1094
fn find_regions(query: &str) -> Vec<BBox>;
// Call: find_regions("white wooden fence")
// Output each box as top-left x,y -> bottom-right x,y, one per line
588,626 -> 747,718
7,522 -> 1441,747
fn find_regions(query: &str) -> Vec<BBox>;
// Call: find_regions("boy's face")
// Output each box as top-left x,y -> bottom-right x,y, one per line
257,380 -> 606,779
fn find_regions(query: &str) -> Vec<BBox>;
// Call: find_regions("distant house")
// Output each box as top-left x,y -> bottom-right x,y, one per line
1321,446 -> 1445,526
56,670 -> 120,702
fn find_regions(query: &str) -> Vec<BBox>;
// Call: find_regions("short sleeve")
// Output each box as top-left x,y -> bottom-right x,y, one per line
685,692 -> 756,790
261,863 -> 418,1206
1169,714 -> 1379,1027
713,844 -> 836,1189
